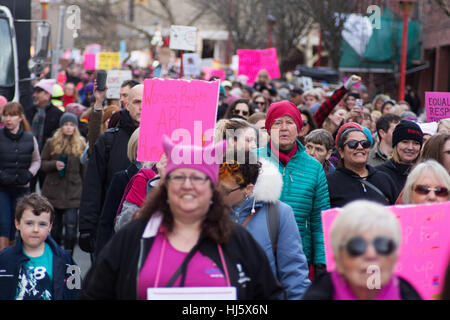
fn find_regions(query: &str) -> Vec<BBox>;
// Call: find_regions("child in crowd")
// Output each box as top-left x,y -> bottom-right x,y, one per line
304,129 -> 336,174
0,193 -> 79,300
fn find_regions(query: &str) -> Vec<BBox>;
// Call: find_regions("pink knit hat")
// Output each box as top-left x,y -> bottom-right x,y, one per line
162,135 -> 226,185
34,79 -> 56,95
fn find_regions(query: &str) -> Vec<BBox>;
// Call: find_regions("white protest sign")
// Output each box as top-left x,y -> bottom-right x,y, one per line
300,76 -> 313,91
182,53 -> 201,77
106,70 -> 132,99
169,25 -> 197,51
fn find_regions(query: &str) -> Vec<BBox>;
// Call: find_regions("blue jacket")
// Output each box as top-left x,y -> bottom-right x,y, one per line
232,158 -> 311,299
255,140 -> 330,265
0,235 -> 80,300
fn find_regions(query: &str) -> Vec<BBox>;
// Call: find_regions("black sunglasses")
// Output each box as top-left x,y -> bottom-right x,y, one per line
344,139 -> 371,149
345,236 -> 396,257
302,120 -> 309,126
414,185 -> 449,197
255,101 -> 266,105
233,109 -> 249,116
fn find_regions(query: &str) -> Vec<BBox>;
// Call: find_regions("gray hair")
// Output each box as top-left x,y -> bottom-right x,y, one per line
330,200 -> 401,261
402,160 -> 450,204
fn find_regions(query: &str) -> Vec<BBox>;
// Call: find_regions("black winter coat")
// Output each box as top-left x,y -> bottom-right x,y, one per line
95,162 -> 140,257
79,109 -> 138,235
302,272 -> 422,300
0,126 -> 34,186
0,235 -> 80,300
80,218 -> 284,300
24,102 -> 63,151
326,165 -> 399,208
376,159 -> 411,199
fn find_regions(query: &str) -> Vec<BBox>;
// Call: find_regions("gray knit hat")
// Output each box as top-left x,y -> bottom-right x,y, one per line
59,112 -> 79,127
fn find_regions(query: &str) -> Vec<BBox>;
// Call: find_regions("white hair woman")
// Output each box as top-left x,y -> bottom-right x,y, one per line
402,160 -> 450,204
303,200 -> 422,300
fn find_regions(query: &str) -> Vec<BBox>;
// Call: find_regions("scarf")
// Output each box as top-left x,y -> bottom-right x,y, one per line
269,140 -> 297,166
3,123 -> 24,141
331,270 -> 401,300
31,107 -> 46,150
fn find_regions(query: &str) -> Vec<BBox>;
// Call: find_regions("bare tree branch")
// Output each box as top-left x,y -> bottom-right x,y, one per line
435,0 -> 450,17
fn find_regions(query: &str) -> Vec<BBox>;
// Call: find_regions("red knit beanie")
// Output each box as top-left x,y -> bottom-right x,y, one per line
265,100 -> 303,135
335,122 -> 364,148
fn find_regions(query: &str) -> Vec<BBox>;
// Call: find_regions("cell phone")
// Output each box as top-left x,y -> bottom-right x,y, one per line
96,70 -> 107,91
356,99 -> 363,110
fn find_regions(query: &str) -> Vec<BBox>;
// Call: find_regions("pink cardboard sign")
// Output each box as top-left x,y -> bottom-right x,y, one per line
83,53 -> 96,70
425,91 -> 450,123
321,201 -> 450,300
202,67 -> 225,81
237,48 -> 280,85
137,78 -> 220,162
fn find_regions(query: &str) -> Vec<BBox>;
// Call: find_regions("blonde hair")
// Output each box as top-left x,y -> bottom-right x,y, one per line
402,160 -> 450,204
50,125 -> 86,158
127,128 -> 140,162
438,119 -> 450,133
330,200 -> 401,261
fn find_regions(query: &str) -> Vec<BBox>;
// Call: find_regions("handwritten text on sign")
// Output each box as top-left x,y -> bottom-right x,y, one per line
426,91 -> 450,122
137,78 -> 220,162
321,202 -> 450,300
237,48 -> 280,85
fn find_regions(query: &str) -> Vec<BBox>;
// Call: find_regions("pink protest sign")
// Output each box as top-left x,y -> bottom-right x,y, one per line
425,91 -> 450,122
321,202 -> 450,300
202,67 -> 225,81
83,53 -> 96,70
237,48 -> 280,85
137,78 -> 220,162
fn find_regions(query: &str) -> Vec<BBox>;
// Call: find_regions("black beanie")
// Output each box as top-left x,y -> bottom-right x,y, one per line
392,120 -> 423,148
59,112 -> 79,127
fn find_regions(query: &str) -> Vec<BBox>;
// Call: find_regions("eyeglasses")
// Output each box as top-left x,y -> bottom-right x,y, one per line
222,186 -> 242,196
344,236 -> 396,257
168,175 -> 209,186
233,109 -> 249,116
302,120 -> 309,126
255,101 -> 266,106
414,185 -> 449,197
344,139 -> 371,149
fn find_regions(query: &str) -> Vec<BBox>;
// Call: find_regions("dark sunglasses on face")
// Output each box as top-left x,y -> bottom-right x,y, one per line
414,185 -> 449,197
233,109 -> 249,116
255,101 -> 265,106
344,139 -> 371,149
302,120 -> 309,126
345,236 -> 396,257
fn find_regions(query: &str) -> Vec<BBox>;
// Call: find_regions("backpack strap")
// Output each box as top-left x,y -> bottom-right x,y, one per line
266,201 -> 280,257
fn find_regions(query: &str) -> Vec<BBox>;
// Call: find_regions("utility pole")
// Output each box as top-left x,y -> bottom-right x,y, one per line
51,6 -> 65,79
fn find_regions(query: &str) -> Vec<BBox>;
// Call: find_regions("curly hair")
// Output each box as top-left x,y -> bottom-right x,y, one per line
138,180 -> 235,244
50,125 -> 86,158
219,149 -> 261,188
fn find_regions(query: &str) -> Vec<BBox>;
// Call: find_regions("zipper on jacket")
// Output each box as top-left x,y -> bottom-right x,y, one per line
136,238 -> 145,298
305,219 -> 308,229
289,174 -> 293,182
362,182 -> 367,193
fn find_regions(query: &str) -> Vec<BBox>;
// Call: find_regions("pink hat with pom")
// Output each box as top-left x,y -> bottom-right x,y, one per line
162,135 -> 226,185
34,79 -> 56,95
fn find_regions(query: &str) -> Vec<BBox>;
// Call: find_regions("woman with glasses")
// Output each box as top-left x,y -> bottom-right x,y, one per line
303,200 -> 422,300
402,160 -> 450,204
252,93 -> 268,112
80,135 -> 283,299
376,120 -> 423,199
326,123 -> 399,208
224,99 -> 255,120
298,107 -> 318,143
219,149 -> 311,299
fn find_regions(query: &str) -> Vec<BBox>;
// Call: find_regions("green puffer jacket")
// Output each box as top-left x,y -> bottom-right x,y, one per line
255,140 -> 330,265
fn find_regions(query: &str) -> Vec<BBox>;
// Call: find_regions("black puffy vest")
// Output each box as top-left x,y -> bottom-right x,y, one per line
0,126 -> 34,184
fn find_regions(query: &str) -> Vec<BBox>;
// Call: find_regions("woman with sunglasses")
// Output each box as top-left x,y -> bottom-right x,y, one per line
326,123 -> 399,208
224,99 -> 254,120
298,107 -> 318,144
402,160 -> 450,204
303,200 -> 422,300
376,120 -> 423,199
252,94 -> 268,113
80,135 -> 283,299
219,149 -> 311,299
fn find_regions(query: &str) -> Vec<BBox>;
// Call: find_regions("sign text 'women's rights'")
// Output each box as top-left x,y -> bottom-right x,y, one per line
321,201 -> 450,300
137,78 -> 220,162
426,91 -> 450,122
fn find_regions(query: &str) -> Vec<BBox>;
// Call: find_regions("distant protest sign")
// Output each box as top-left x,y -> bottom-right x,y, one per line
202,67 -> 225,81
137,78 -> 220,162
83,53 -> 96,70
426,91 -> 450,122
106,70 -> 132,99
237,48 -> 280,85
169,25 -> 197,51
183,53 -> 201,77
98,52 -> 120,70
321,202 -> 450,300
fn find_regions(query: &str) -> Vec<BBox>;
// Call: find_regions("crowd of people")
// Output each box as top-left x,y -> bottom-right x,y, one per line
0,62 -> 449,301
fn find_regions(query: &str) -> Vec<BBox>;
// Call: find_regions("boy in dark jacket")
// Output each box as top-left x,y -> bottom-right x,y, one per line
0,193 -> 80,300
